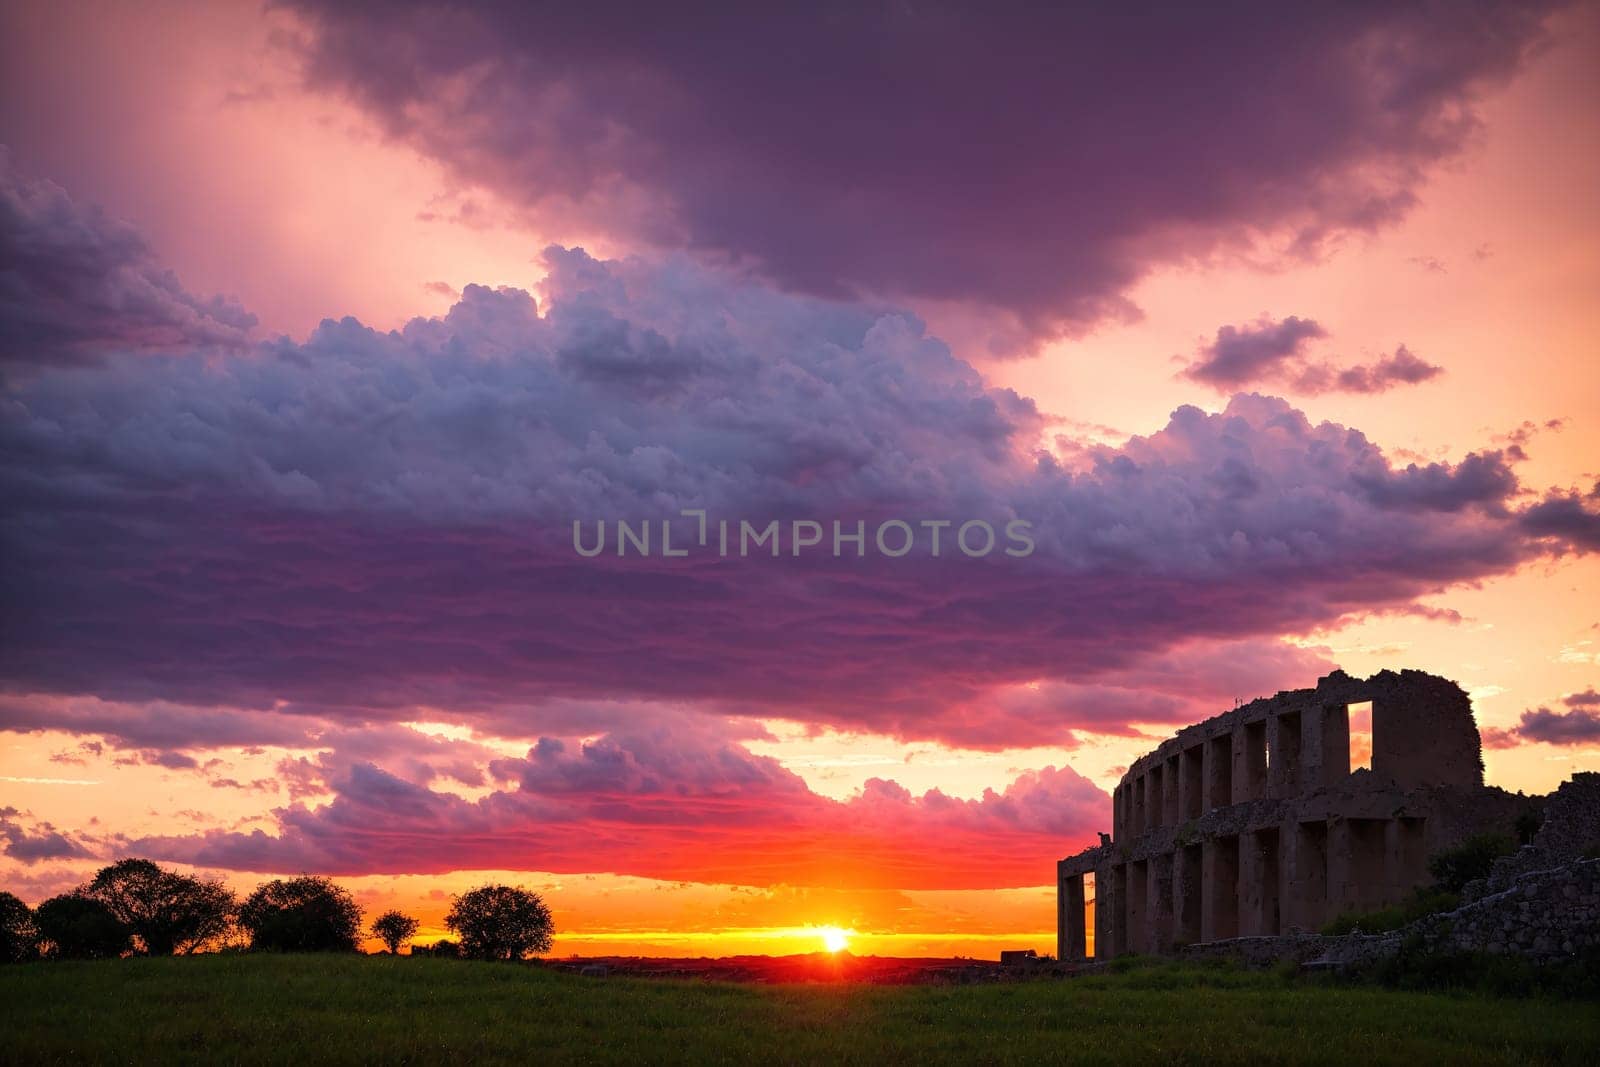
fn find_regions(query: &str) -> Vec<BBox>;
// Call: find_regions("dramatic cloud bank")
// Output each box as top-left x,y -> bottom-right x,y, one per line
284,0 -> 1561,345
3,168 -> 1595,757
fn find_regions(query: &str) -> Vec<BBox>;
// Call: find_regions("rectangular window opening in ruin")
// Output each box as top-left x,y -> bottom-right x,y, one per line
1148,765 -> 1164,829
1178,843 -> 1202,945
1345,818 -> 1388,915
1083,872 -> 1096,959
1243,720 -> 1267,800
1272,711 -> 1302,794
1181,745 -> 1204,821
1348,700 -> 1373,772
1396,817 -> 1427,895
1253,827 -> 1281,936
1163,754 -> 1180,826
1128,859 -> 1149,954
1207,734 -> 1232,810
1207,834 -> 1240,940
1112,864 -> 1129,956
1294,820 -> 1329,932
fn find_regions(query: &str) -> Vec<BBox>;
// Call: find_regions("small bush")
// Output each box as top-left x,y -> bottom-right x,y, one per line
1428,833 -> 1513,893
1320,887 -> 1459,936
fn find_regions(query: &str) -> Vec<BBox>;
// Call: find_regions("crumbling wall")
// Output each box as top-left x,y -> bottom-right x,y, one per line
1477,773 -> 1600,900
1411,859 -> 1600,961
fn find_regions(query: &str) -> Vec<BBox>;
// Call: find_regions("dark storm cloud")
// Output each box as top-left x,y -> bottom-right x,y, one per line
282,0 -> 1561,345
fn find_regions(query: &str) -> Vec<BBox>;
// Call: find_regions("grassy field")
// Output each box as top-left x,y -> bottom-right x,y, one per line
3,954 -> 1597,1065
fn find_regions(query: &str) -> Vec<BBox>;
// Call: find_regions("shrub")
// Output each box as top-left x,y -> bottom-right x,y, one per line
1427,833 -> 1513,893
34,895 -> 131,959
1363,945 -> 1600,999
445,885 -> 553,961
238,877 -> 363,953
1319,887 -> 1459,936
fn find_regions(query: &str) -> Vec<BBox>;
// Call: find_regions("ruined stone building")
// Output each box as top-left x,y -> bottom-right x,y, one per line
1057,669 -> 1532,959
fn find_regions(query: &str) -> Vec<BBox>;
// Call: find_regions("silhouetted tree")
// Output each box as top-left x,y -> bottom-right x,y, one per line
370,910 -> 420,954
34,894 -> 131,959
0,891 -> 39,962
80,858 -> 236,955
445,885 -> 553,960
424,938 -> 460,958
238,876 -> 363,952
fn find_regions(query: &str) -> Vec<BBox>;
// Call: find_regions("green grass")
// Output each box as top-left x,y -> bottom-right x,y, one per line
2,954 -> 1597,1065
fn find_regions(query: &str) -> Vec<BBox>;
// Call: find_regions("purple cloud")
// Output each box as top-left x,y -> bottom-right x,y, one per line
1324,345 -> 1444,393
1514,705 -> 1600,746
1521,491 -> 1600,551
0,155 -> 255,368
2,176 -> 1597,752
1183,316 -> 1443,395
1183,316 -> 1329,388
1,812 -> 94,865
283,1 -> 1559,345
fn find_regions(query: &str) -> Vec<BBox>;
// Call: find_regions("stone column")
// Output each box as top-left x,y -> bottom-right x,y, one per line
1299,704 -> 1329,787
1319,703 -> 1350,786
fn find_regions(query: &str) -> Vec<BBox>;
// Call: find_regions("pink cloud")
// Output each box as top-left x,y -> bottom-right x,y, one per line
134,719 -> 1108,890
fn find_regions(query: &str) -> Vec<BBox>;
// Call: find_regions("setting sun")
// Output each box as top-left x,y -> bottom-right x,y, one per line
818,927 -> 852,953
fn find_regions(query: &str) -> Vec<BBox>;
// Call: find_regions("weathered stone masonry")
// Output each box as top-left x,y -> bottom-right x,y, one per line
1057,669 -> 1528,959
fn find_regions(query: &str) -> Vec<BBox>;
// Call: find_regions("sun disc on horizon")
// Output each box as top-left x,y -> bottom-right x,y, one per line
819,926 -> 851,953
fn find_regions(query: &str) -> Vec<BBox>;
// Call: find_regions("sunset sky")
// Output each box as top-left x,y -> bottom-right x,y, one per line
2,1 -> 1597,958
